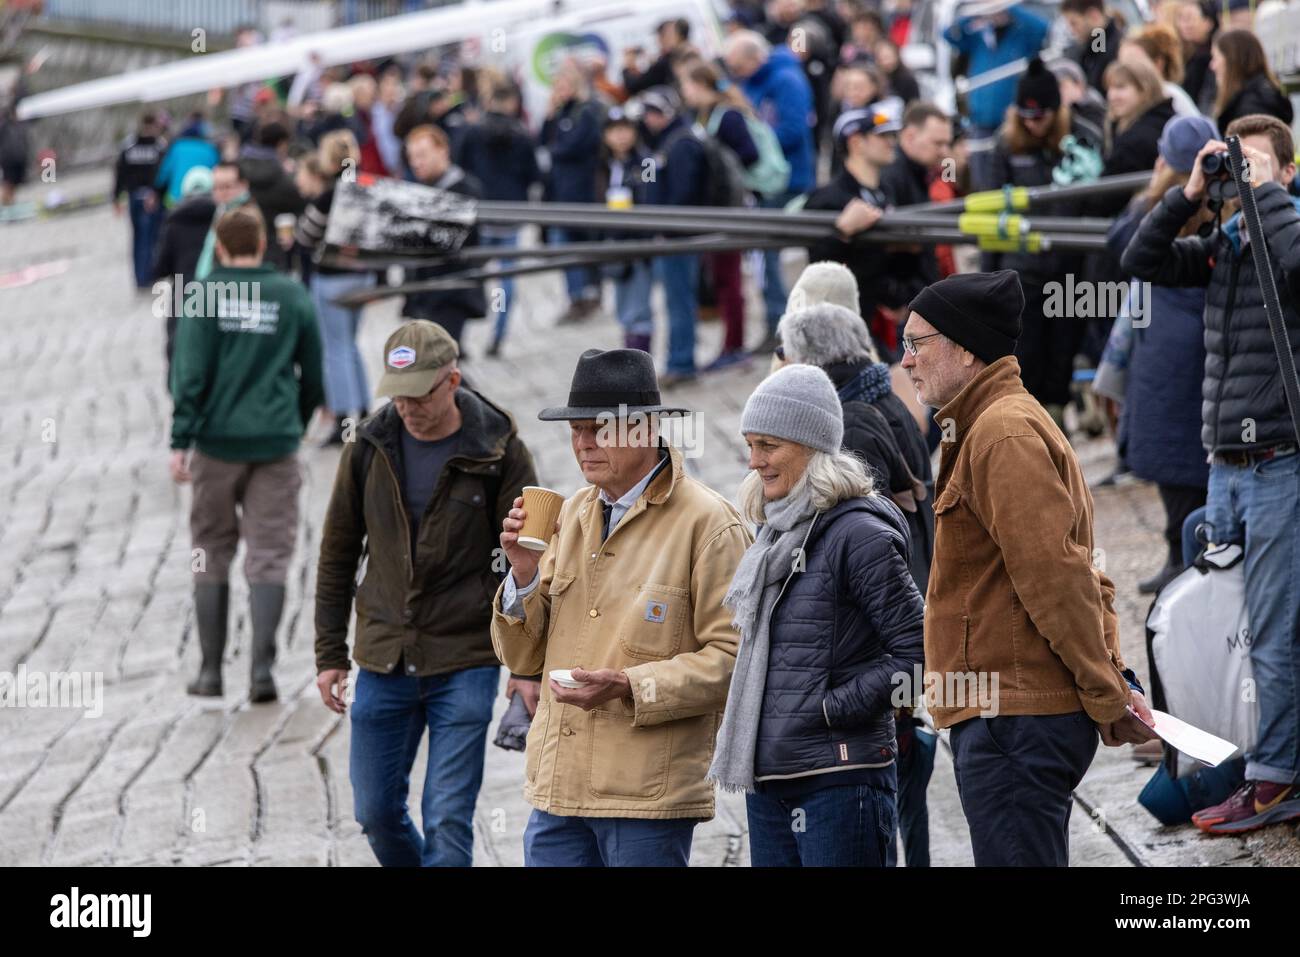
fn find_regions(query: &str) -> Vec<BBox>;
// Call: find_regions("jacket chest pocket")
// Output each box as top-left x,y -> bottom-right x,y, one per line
547,572 -> 577,624
618,582 -> 689,660
931,486 -> 967,559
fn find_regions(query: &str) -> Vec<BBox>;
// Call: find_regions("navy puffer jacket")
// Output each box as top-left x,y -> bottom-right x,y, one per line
1121,182 -> 1300,453
755,494 -> 926,783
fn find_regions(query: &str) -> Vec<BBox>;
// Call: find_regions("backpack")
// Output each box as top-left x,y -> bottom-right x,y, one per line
706,105 -> 790,199
662,123 -> 747,208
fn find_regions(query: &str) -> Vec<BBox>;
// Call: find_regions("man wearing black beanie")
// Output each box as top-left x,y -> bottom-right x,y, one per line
900,270 -> 1156,866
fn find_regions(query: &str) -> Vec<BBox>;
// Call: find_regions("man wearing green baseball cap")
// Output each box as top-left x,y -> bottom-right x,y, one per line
314,319 -> 538,867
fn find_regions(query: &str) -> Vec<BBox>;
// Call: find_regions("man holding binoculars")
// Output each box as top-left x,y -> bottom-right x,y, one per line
1122,113 -> 1300,835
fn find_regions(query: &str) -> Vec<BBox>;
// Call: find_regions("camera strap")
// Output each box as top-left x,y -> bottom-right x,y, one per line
1226,135 -> 1300,446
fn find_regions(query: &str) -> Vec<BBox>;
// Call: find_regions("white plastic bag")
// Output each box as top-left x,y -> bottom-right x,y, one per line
1148,544 -> 1257,777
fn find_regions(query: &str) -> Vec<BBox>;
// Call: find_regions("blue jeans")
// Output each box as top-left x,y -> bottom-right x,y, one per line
759,192 -> 796,331
1182,504 -> 1209,567
949,712 -> 1098,866
654,253 -> 699,375
1206,452 -> 1300,784
613,260 -> 654,337
349,664 -> 500,867
746,781 -> 896,867
481,231 -> 518,344
311,271 -> 374,415
129,189 -> 163,289
523,809 -> 696,866
548,226 -> 599,304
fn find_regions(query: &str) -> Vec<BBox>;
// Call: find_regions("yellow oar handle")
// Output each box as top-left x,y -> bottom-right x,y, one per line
957,212 -> 1027,239
963,185 -> 1031,213
975,233 -> 1045,253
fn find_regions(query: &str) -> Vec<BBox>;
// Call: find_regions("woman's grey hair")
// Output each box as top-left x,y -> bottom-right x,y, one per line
778,302 -> 881,366
737,446 -> 875,526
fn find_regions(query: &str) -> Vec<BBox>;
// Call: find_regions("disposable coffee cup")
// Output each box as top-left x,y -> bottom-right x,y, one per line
518,486 -> 564,551
274,212 -> 296,243
550,669 -> 586,689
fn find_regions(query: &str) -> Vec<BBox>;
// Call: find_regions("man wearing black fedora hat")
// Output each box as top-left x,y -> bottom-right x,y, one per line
490,348 -> 752,866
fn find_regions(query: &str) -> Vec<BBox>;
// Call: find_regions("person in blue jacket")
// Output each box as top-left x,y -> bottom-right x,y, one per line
154,112 -> 220,207
640,87 -> 708,385
539,62 -> 604,324
1106,115 -> 1217,594
726,30 -> 816,352
943,0 -> 1049,191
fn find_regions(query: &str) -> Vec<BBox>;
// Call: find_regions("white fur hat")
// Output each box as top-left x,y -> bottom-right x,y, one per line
785,261 -> 861,316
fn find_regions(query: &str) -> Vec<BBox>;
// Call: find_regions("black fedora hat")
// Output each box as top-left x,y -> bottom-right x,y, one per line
538,348 -> 692,421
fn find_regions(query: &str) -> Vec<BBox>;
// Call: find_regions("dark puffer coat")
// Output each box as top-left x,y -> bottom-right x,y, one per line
1121,182 -> 1300,453
755,495 -> 926,783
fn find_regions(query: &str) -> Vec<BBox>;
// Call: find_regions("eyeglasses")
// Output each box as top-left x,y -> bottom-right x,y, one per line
399,369 -> 455,404
901,332 -> 943,357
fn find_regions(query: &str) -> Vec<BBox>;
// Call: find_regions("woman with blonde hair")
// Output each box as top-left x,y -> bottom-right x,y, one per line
1089,59 -> 1175,218
710,363 -> 924,867
294,128 -> 375,445
1121,24 -> 1198,116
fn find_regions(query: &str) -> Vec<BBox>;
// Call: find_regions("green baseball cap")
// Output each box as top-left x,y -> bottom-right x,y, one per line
375,320 -> 459,398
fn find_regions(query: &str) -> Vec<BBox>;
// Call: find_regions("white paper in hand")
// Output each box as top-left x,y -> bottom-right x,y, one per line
1130,706 -> 1240,767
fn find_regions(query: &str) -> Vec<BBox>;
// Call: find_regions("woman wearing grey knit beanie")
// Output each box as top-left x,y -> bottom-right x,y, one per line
709,364 -> 926,866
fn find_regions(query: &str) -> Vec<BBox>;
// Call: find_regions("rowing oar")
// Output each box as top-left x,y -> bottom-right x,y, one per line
330,235 -> 795,304
479,200 -> 1114,235
328,230 -> 1110,306
319,232 -> 745,270
325,223 -> 1108,274
912,170 -> 1153,215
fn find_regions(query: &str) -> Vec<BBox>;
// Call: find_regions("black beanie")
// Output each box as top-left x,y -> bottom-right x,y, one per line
1016,57 -> 1060,115
909,270 -> 1024,364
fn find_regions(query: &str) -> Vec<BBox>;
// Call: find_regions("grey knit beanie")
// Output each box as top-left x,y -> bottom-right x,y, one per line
778,301 -> 879,366
741,364 -> 844,454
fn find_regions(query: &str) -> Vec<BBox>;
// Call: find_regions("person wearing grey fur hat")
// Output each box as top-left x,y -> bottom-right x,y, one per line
710,363 -> 925,866
779,301 -> 933,591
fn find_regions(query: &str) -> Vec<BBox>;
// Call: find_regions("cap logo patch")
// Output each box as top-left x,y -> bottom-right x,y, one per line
388,346 -> 416,369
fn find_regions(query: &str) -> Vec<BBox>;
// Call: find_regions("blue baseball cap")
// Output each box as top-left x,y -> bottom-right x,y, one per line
1158,114 -> 1220,174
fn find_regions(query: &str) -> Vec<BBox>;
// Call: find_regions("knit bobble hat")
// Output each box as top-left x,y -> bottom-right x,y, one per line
741,364 -> 845,454
1016,57 -> 1061,116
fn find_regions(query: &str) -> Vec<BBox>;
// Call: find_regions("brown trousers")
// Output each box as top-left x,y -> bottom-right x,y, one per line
190,451 -> 302,585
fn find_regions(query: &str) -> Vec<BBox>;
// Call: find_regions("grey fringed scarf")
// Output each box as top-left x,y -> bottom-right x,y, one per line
708,480 -> 819,793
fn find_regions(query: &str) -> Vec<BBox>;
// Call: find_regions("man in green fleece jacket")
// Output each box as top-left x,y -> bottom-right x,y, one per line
170,204 -> 324,702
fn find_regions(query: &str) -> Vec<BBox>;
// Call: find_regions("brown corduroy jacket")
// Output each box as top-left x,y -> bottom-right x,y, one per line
923,356 -> 1132,729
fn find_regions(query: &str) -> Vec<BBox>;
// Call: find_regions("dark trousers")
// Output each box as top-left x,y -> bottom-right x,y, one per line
949,711 -> 1098,866
128,190 -> 163,289
1157,483 -> 1207,567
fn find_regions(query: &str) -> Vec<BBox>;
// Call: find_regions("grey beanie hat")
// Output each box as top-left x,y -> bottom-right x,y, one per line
778,301 -> 879,366
741,364 -> 844,454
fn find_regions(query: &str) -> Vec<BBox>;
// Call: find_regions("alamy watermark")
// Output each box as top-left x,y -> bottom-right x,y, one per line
1043,275 -> 1151,327
0,666 -> 103,718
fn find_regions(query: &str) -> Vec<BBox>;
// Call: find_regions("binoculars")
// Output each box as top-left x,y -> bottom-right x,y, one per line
1201,151 -> 1233,179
